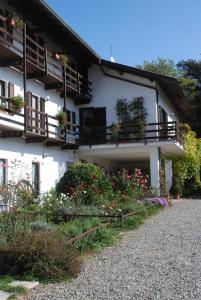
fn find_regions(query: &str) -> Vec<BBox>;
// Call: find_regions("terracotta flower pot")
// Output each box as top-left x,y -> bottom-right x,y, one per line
7,18 -> 16,27
173,193 -> 180,199
53,52 -> 60,61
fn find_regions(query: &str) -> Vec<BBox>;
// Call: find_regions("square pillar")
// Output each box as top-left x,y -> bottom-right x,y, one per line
165,160 -> 172,191
149,147 -> 160,190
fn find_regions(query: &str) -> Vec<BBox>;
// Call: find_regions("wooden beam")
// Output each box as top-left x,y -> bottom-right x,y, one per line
45,82 -> 63,90
0,58 -> 22,67
27,72 -> 45,80
0,131 -> 24,138
23,21 -> 27,134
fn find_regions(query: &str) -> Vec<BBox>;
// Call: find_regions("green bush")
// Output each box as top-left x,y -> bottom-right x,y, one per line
75,227 -> 117,252
170,177 -> 182,197
0,231 -> 80,281
56,163 -> 113,205
29,221 -> 53,232
0,212 -> 30,241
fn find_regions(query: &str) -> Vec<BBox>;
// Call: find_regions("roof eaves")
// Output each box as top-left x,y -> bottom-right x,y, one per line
39,0 -> 101,61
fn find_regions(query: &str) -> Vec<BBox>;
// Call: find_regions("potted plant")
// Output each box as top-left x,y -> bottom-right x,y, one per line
110,123 -> 119,143
11,95 -> 24,113
170,177 -> 182,199
56,111 -> 67,128
7,16 -> 23,30
60,54 -> 68,67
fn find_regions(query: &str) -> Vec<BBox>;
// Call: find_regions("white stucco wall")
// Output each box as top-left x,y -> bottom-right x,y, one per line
81,64 -> 180,128
0,139 -> 78,193
83,65 -> 157,126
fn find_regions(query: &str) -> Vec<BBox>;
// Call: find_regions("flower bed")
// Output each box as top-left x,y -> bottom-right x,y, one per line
0,162 -> 170,282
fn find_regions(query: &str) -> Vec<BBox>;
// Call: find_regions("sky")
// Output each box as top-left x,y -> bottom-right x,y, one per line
46,0 -> 201,67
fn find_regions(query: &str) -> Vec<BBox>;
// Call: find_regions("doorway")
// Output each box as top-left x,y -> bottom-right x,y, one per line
79,107 -> 106,144
27,92 -> 46,135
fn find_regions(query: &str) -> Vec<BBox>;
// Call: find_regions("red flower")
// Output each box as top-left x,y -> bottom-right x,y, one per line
92,175 -> 97,180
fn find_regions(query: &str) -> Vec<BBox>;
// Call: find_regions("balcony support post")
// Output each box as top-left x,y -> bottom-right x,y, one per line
23,21 -> 27,134
63,67 -> 67,143
149,146 -> 160,193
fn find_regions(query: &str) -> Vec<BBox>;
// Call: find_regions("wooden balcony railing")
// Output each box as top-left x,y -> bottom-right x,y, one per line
0,97 -> 79,144
0,15 -> 92,101
79,122 -> 184,146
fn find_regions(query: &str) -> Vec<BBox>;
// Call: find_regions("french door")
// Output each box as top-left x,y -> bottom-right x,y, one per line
26,92 -> 46,135
79,107 -> 106,144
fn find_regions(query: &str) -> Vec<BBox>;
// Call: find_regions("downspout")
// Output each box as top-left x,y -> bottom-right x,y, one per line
98,61 -> 160,123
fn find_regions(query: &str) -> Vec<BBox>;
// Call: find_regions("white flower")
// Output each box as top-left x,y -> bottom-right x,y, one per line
118,208 -> 122,212
83,191 -> 87,194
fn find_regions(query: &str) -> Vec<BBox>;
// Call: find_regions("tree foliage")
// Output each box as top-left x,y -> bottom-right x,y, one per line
137,58 -> 178,77
138,57 -> 201,136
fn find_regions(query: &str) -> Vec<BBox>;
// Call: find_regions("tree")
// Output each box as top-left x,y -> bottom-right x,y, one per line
177,60 -> 201,136
137,58 -> 178,77
138,58 -> 201,136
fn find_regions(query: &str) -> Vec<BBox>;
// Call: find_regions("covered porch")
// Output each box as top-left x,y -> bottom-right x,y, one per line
78,141 -> 184,191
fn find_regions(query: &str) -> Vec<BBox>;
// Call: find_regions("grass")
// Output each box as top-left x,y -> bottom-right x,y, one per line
0,275 -> 27,299
73,204 -> 162,253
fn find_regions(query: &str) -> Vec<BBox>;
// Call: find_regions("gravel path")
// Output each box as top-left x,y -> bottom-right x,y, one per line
29,199 -> 201,300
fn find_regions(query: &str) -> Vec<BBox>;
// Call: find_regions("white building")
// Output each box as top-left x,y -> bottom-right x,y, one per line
0,0 -> 188,195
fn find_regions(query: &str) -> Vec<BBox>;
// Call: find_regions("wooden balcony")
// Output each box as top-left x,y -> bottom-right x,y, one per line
0,97 -> 79,148
79,122 -> 184,146
0,15 -> 23,66
0,15 -> 92,104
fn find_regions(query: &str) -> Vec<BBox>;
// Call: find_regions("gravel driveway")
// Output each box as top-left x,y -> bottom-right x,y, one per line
29,199 -> 201,300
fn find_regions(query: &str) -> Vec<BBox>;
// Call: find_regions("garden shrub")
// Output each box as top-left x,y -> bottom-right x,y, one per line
75,227 -> 117,252
56,163 -> 113,205
29,221 -> 53,232
111,168 -> 148,199
0,231 -> 80,281
0,212 -> 30,241
55,218 -> 101,239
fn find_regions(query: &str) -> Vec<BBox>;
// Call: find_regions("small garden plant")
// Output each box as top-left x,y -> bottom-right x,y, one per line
11,95 -> 24,113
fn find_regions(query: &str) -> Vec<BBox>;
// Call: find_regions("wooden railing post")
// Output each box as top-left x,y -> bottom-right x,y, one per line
23,21 -> 27,134
63,66 -> 67,144
46,113 -> 49,138
77,71 -> 80,94
44,48 -> 48,74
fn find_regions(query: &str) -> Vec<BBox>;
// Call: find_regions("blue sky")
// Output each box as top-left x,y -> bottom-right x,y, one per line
46,0 -> 201,66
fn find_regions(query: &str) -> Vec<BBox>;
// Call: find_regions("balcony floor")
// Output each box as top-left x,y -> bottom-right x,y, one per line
0,41 -> 22,66
78,140 -> 184,161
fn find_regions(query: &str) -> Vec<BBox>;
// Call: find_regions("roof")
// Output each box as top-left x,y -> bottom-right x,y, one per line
100,60 -> 190,117
9,0 -> 100,64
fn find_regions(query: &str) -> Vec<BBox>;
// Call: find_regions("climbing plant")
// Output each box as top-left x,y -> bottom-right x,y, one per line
115,97 -> 147,140
165,124 -> 201,196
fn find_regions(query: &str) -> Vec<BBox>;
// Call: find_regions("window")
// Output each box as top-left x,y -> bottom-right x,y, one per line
32,162 -> 40,195
0,80 -> 5,97
0,159 -> 7,186
67,110 -> 77,134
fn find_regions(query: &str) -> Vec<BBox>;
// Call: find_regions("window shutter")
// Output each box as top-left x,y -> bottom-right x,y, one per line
0,80 -> 6,97
72,111 -> 76,132
40,97 -> 46,135
26,91 -> 32,130
4,159 -> 8,184
67,109 -> 71,131
26,91 -> 32,107
8,82 -> 14,110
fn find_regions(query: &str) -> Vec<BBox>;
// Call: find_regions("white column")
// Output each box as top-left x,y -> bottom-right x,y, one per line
165,160 -> 172,191
149,147 -> 160,190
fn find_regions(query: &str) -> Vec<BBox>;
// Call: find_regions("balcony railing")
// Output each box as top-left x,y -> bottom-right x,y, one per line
0,97 -> 79,146
79,122 -> 183,146
0,15 -> 92,101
